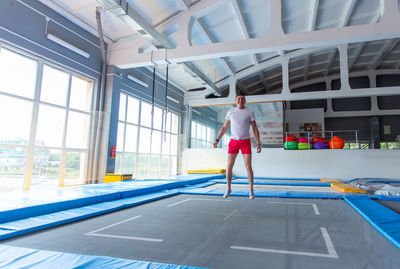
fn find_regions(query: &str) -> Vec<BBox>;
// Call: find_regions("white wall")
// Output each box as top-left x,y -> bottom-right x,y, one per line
181,148 -> 400,180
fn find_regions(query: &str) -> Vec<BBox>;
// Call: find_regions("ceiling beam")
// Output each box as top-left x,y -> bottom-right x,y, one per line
303,55 -> 311,81
195,19 -> 235,75
110,16 -> 400,68
228,0 -> 258,65
324,48 -> 338,76
340,0 -> 357,27
309,0 -> 319,31
368,39 -> 399,70
348,44 -> 365,72
100,0 -> 221,95
187,85 -> 400,106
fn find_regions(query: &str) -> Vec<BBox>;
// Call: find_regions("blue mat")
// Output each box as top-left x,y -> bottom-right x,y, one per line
345,197 -> 400,251
0,245 -> 204,269
213,179 -> 330,186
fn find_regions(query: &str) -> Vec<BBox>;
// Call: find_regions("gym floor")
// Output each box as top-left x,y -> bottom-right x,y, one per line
2,194 -> 400,269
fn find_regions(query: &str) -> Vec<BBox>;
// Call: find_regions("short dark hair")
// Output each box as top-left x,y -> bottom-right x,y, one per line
236,90 -> 245,97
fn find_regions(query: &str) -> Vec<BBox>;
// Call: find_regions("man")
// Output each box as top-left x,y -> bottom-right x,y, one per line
213,91 -> 261,199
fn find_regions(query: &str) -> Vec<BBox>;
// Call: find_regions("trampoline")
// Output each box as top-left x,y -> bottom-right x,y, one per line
2,194 -> 400,269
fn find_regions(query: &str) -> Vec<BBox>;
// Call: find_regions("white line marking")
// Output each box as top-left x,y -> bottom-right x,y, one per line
192,198 -> 232,202
85,215 -> 143,234
84,215 -> 164,242
265,201 -> 320,216
167,198 -> 192,207
224,209 -> 238,221
167,198 -> 232,207
312,204 -> 320,215
320,227 -> 338,258
86,232 -> 163,242
231,227 -> 338,259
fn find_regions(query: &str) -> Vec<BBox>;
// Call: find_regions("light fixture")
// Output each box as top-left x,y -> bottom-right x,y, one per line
167,95 -> 179,104
127,74 -> 148,88
46,33 -> 90,58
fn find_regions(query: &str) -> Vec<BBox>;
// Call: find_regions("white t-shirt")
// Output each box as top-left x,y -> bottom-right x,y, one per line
225,107 -> 255,140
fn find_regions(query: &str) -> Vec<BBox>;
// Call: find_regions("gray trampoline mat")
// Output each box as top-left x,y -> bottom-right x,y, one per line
207,183 -> 340,193
2,194 -> 400,269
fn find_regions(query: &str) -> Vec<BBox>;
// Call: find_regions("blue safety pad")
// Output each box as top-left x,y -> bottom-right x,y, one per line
0,175 -> 219,224
134,174 -> 225,181
0,245 -> 204,269
372,195 -> 400,201
233,176 -> 320,181
345,197 -> 400,250
0,190 -> 179,240
212,179 -> 330,186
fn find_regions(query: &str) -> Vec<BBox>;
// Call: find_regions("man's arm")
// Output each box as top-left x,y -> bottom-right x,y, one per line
213,120 -> 230,148
251,121 -> 261,153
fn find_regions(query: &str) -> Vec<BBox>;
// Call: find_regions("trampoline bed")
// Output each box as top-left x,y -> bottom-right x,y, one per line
2,194 -> 400,269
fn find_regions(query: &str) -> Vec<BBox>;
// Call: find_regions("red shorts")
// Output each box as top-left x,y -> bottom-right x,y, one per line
228,139 -> 251,154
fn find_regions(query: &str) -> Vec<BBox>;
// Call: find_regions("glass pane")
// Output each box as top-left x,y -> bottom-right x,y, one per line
171,113 -> 179,134
196,123 -> 201,138
151,130 -> 161,154
114,151 -> 122,173
207,127 -> 211,142
66,111 -> 90,149
164,111 -> 171,133
69,75 -> 92,111
127,96 -> 139,124
0,147 -> 26,192
119,94 -> 126,121
0,48 -> 37,99
140,102 -> 152,127
125,124 -> 138,152
170,156 -> 177,175
139,128 -> 151,153
149,155 -> 160,178
161,156 -> 169,177
40,64 -> 69,106
36,104 -> 65,147
0,95 -> 32,145
171,134 -> 178,156
65,151 -> 86,185
122,152 -> 136,174
191,121 -> 195,139
202,125 -> 206,140
137,154 -> 149,178
162,133 -> 170,155
116,123 -> 125,152
153,106 -> 162,130
31,149 -> 60,189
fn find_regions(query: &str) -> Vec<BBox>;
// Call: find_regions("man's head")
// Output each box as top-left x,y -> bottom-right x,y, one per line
236,91 -> 246,109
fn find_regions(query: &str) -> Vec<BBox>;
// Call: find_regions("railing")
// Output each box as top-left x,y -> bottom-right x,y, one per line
284,130 -> 365,150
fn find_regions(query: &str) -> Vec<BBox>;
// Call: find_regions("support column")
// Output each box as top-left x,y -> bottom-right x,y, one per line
338,44 -> 351,90
281,58 -> 290,96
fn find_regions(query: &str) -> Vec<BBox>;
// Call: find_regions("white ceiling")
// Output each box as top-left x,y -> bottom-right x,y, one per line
39,0 -> 400,96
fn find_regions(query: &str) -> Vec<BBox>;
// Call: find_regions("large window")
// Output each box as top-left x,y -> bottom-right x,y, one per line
115,93 -> 179,178
190,121 -> 216,148
0,46 -> 94,192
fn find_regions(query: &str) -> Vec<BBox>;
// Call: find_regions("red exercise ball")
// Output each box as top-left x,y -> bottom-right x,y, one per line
284,134 -> 297,142
329,136 -> 344,149
312,136 -> 328,144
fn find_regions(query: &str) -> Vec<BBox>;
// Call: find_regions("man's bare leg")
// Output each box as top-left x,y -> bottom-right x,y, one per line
224,153 -> 238,198
243,154 -> 255,199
